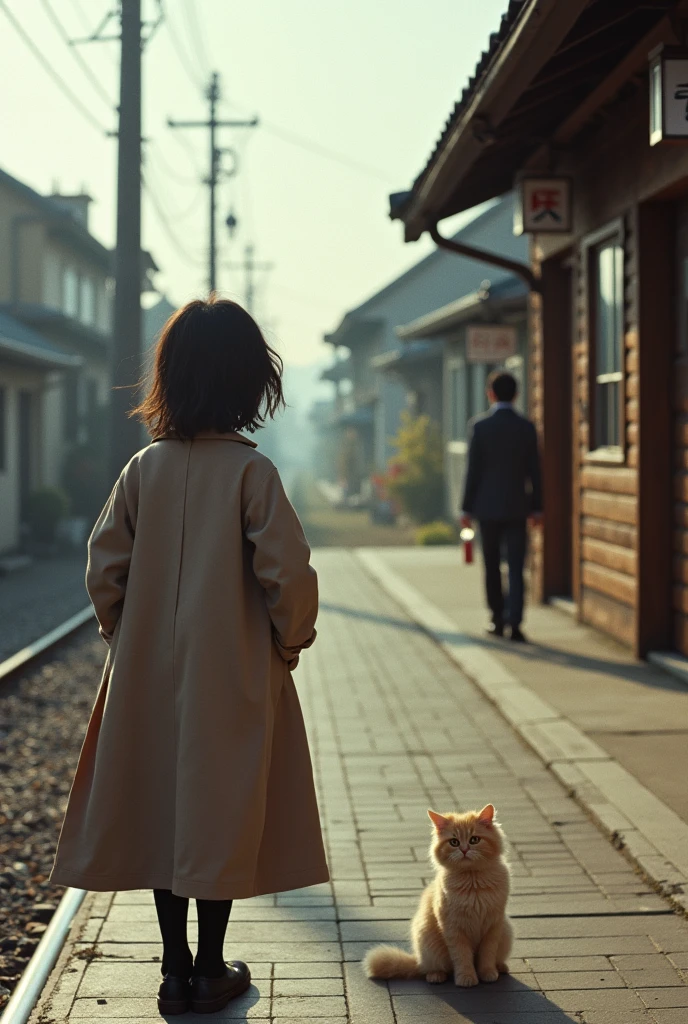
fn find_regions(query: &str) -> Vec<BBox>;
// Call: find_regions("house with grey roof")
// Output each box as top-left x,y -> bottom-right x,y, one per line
0,167 -> 159,552
321,193 -> 528,502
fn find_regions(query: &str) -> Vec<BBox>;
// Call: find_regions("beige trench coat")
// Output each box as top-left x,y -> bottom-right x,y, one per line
51,433 -> 329,900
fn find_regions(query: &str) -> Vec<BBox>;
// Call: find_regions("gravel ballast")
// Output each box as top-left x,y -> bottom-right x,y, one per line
0,627 -> 101,1011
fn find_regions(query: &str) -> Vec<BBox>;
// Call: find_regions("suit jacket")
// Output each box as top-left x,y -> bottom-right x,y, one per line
461,406 -> 542,521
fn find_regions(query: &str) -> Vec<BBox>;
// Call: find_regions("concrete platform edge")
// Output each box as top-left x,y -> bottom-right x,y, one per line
355,547 -> 688,918
28,890 -> 98,1024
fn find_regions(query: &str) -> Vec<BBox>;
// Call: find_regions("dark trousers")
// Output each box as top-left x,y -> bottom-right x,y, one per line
478,520 -> 528,628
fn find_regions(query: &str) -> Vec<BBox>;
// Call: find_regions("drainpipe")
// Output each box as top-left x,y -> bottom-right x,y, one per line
429,222 -> 541,293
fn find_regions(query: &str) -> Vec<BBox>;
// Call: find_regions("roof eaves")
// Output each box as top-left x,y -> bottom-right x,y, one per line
394,0 -> 590,240
0,332 -> 82,369
0,167 -> 112,268
396,274 -> 527,340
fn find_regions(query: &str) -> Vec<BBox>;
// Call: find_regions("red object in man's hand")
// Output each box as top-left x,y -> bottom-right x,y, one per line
459,515 -> 475,565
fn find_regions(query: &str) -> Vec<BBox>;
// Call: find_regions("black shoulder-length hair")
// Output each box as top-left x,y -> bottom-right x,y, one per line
132,296 -> 284,439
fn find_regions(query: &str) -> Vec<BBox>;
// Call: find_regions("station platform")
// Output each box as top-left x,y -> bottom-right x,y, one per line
35,549 -> 688,1023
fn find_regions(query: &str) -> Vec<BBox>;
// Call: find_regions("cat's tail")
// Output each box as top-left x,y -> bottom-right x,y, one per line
363,945 -> 421,979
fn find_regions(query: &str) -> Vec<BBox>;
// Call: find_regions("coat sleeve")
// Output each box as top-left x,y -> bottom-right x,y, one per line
86,465 -> 138,645
528,422 -> 543,513
461,420 -> 482,515
244,468 -> 318,670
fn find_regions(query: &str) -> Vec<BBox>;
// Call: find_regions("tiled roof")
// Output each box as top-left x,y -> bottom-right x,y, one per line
0,310 -> 82,369
407,1 -> 528,207
0,167 -> 112,269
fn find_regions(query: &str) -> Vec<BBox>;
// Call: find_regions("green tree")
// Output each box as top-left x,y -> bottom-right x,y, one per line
387,412 -> 445,524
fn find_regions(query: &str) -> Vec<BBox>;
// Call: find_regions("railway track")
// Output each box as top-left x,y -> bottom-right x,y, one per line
1,608 -> 94,1024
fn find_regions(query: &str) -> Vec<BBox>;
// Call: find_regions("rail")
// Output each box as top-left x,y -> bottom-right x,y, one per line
0,607 -> 94,684
1,888 -> 86,1024
0,607 -> 95,1022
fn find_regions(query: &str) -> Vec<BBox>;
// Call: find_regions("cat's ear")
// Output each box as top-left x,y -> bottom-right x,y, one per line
477,804 -> 495,825
428,809 -> 451,832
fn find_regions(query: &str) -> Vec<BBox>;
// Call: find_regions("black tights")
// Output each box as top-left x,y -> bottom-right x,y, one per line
153,889 -> 233,979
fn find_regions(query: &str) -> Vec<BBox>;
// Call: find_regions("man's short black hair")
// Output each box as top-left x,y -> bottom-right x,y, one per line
487,370 -> 518,403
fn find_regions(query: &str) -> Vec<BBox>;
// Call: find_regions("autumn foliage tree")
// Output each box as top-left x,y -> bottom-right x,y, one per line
387,412 -> 445,524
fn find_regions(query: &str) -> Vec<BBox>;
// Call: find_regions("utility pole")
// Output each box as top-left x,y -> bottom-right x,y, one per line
110,0 -> 143,482
225,244 -> 273,316
168,73 -> 257,293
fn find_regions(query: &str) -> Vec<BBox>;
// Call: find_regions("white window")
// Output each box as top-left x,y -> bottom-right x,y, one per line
42,251 -> 62,310
63,266 -> 79,318
448,358 -> 467,441
97,279 -> 113,333
592,237 -> 624,450
80,276 -> 95,326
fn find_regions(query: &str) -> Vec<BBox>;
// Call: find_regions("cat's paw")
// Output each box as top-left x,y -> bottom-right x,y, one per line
454,971 -> 479,988
497,961 -> 510,975
426,971 -> 448,984
478,967 -> 499,983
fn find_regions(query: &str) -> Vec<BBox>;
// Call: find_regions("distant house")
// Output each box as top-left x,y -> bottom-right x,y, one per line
387,0 -> 688,658
0,312 -> 81,553
0,168 -> 159,553
390,274 -> 528,513
0,173 -> 115,452
322,194 -> 528,494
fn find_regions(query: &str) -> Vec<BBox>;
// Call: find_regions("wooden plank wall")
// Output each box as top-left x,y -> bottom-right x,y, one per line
576,213 -> 638,647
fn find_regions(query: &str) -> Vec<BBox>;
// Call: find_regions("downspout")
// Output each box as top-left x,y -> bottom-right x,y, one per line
429,222 -> 541,293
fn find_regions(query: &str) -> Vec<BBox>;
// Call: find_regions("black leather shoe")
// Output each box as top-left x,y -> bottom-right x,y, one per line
486,623 -> 504,638
190,961 -> 251,1014
509,626 -> 527,643
157,974 -> 191,1015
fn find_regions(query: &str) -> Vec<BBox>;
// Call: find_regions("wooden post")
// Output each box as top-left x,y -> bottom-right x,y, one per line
635,201 -> 674,657
539,255 -> 574,601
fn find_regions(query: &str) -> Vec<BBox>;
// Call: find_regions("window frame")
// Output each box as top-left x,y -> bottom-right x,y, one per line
0,386 -> 6,474
583,218 -> 627,463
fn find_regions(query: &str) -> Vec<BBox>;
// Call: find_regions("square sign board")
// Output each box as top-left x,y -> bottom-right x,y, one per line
466,325 -> 517,364
649,45 -> 688,145
514,176 -> 572,234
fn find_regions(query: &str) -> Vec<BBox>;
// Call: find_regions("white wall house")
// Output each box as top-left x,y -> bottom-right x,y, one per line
0,314 -> 81,553
323,194 -> 529,479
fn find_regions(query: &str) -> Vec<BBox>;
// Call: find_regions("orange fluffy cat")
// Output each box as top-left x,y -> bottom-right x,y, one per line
364,805 -> 512,987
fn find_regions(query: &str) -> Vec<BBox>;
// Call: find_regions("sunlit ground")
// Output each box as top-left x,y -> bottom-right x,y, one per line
291,474 -> 415,548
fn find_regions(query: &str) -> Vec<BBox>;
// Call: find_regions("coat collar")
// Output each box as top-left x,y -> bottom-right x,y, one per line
152,431 -> 258,448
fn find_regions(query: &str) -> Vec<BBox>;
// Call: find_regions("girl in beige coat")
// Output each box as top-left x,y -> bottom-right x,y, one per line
50,298 -> 328,1015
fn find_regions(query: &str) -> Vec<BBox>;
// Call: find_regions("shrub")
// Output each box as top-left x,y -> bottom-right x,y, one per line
387,412 -> 445,524
62,443 -> 108,524
415,520 -> 456,546
26,488 -> 70,543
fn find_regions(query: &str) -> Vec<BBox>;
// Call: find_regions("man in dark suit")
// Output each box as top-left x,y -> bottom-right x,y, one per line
461,371 -> 542,642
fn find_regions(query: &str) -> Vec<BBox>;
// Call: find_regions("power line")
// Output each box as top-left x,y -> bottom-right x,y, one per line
168,128 -> 204,178
149,141 -> 199,185
39,0 -> 115,108
261,119 -> 393,182
0,0 -> 110,135
65,0 -> 92,33
142,174 -> 204,267
145,158 -> 205,220
162,1 -> 205,93
183,0 -> 211,77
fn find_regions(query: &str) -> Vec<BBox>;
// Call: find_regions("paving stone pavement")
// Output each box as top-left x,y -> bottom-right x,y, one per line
36,550 -> 688,1023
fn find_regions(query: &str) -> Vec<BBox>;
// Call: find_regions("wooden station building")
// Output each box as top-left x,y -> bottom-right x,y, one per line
391,0 -> 688,658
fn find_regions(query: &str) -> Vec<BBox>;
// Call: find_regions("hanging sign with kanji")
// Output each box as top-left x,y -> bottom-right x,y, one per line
466,325 -> 517,363
514,176 -> 572,235
649,45 -> 688,145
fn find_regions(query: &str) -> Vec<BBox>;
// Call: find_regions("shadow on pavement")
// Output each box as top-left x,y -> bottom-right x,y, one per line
372,972 -> 576,1021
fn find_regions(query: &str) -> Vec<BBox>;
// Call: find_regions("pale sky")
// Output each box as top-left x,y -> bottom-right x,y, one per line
1,0 -> 508,365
